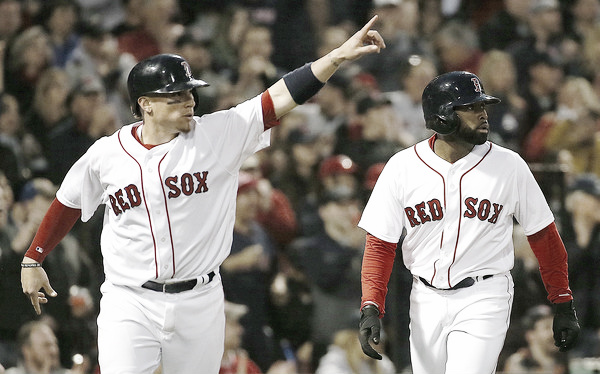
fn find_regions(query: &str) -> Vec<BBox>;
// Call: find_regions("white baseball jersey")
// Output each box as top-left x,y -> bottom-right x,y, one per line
56,95 -> 270,286
359,137 -> 554,288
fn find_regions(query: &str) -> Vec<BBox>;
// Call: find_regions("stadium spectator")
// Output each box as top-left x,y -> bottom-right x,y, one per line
288,188 -> 365,370
503,304 -> 569,373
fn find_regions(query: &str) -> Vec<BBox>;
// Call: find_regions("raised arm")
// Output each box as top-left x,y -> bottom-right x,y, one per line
268,15 -> 385,119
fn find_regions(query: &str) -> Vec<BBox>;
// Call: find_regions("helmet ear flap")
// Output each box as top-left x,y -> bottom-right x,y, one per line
429,103 -> 460,135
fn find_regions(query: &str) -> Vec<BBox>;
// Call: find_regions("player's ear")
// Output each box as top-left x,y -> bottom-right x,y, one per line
138,97 -> 152,115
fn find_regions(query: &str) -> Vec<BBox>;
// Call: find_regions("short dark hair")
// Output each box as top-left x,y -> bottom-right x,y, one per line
521,304 -> 552,331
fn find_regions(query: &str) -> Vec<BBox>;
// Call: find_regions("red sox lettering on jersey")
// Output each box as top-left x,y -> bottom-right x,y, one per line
404,197 -> 504,227
108,171 -> 210,216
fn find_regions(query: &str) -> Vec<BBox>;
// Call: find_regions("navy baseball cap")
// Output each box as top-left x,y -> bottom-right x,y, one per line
569,174 -> 600,197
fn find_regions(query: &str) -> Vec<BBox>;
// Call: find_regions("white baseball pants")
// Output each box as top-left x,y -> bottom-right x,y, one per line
409,272 -> 514,374
97,276 -> 225,374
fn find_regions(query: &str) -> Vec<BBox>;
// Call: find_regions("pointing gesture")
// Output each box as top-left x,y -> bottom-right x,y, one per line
335,15 -> 386,63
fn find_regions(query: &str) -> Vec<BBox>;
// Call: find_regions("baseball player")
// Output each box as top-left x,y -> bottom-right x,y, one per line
357,71 -> 580,374
20,17 -> 385,374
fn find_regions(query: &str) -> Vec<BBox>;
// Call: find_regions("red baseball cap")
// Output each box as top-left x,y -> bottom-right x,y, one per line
319,155 -> 358,179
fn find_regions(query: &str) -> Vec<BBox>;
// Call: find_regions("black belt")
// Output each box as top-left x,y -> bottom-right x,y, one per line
142,271 -> 215,293
419,274 -> 493,291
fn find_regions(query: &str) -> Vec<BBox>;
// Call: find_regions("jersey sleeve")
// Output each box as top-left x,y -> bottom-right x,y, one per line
196,95 -> 271,173
55,139 -> 106,222
513,155 -> 555,235
358,156 -> 405,243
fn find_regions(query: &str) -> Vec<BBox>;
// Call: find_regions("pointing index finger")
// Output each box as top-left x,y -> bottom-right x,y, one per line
360,15 -> 379,35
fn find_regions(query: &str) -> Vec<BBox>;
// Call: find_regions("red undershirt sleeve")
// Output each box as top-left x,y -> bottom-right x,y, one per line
361,233 -> 398,317
261,90 -> 280,130
24,198 -> 82,263
526,222 -> 573,304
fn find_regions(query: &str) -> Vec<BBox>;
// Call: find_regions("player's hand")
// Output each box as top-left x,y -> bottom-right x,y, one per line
333,15 -> 386,64
358,305 -> 383,360
21,261 -> 57,315
552,300 -> 580,352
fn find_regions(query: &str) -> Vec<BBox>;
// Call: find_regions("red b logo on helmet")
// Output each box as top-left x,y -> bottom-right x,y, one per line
471,77 -> 482,93
182,61 -> 193,79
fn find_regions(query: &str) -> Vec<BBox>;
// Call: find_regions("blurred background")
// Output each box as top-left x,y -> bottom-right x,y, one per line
1,0 -> 600,373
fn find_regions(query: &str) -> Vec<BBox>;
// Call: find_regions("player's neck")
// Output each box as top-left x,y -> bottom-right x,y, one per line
140,122 -> 178,145
433,137 -> 474,163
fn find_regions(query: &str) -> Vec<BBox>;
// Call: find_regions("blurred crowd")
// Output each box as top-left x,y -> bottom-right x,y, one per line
1,0 -> 600,373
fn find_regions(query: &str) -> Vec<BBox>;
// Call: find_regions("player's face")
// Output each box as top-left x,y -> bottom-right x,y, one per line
143,90 -> 195,133
453,102 -> 489,145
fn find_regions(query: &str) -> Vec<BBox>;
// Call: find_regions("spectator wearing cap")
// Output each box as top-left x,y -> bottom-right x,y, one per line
46,76 -> 118,185
502,304 -> 569,373
288,187 -> 365,371
297,154 -> 360,237
560,174 -> 600,357
334,94 -> 406,178
318,154 -> 359,199
221,172 -> 279,372
64,22 -> 137,124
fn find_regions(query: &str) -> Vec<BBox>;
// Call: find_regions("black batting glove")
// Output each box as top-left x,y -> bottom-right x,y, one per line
552,300 -> 580,352
358,305 -> 383,360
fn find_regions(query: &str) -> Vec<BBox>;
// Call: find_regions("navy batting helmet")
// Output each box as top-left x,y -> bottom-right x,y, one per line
422,71 -> 500,135
127,54 -> 209,118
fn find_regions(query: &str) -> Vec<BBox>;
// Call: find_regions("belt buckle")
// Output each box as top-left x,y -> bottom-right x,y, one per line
162,283 -> 167,293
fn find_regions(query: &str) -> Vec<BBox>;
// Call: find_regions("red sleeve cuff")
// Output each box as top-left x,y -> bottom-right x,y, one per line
526,222 -> 573,304
361,233 -> 397,317
24,198 -> 81,262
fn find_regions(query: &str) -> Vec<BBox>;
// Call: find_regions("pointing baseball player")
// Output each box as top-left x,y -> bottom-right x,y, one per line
20,16 -> 385,374
358,71 -> 580,374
